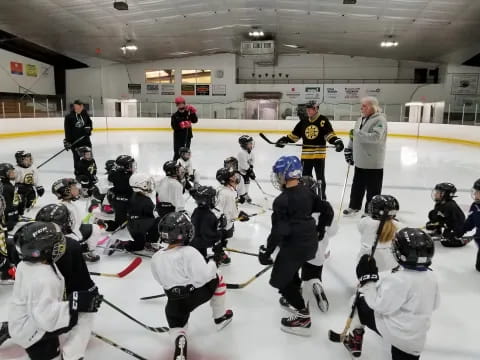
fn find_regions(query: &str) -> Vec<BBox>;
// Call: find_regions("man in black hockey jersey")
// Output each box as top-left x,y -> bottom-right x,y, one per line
275,101 -> 344,197
258,155 -> 334,336
64,100 -> 93,172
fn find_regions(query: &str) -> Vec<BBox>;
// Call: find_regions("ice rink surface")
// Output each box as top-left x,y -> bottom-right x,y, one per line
0,130 -> 479,360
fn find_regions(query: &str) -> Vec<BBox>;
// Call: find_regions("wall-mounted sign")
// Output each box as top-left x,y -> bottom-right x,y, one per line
161,84 -> 175,95
451,74 -> 479,95
128,83 -> 141,94
10,61 -> 23,75
26,64 -> 38,77
305,87 -> 321,99
146,84 -> 159,94
212,84 -> 226,96
345,87 -> 361,100
181,84 -> 195,96
196,84 -> 210,96
286,87 -> 301,99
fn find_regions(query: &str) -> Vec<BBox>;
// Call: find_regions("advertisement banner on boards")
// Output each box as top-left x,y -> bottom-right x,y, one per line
212,84 -> 226,96
181,84 -> 195,96
305,87 -> 321,99
325,87 -> 340,100
146,84 -> 159,94
161,84 -> 175,95
451,74 -> 479,95
196,84 -> 210,96
344,87 -> 361,100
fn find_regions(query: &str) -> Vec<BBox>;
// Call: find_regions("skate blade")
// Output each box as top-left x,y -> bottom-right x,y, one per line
280,304 -> 298,315
216,317 -> 233,331
280,325 -> 311,337
313,285 -> 329,313
174,335 -> 187,360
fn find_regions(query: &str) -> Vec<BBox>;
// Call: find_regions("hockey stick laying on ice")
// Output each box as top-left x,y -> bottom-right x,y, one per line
226,248 -> 259,257
92,332 -> 148,360
259,133 -> 335,148
337,164 -> 351,222
226,264 -> 273,289
253,179 -> 277,198
140,293 -> 167,301
89,257 -> 142,278
233,208 -> 266,222
328,214 -> 388,343
103,298 -> 169,333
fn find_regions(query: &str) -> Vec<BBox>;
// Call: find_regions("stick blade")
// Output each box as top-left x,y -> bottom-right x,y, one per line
259,132 -> 275,144
226,283 -> 241,289
117,257 -> 142,278
328,330 -> 343,343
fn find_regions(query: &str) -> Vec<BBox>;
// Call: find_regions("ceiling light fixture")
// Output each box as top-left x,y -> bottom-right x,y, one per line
283,44 -> 300,48
121,41 -> 138,54
248,31 -> 264,37
380,40 -> 399,48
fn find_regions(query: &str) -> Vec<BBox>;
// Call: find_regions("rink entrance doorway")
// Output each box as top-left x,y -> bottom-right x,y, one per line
244,92 -> 281,120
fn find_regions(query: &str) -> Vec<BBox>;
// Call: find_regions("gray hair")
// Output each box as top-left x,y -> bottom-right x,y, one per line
361,96 -> 382,114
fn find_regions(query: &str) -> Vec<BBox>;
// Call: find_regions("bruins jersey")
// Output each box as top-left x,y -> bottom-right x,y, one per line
287,114 -> 338,160
14,165 -> 38,186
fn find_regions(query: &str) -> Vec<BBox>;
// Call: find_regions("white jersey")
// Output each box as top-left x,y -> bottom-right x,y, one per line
9,262 -> 71,348
151,245 -> 217,290
96,174 -> 111,195
14,165 -> 39,186
237,149 -> 255,175
216,185 -> 238,230
357,217 -> 397,272
156,177 -> 185,211
61,200 -> 83,241
177,158 -> 200,183
361,267 -> 440,355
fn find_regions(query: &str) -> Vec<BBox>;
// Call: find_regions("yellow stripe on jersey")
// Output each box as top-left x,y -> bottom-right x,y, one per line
301,153 -> 327,160
325,132 -> 336,142
287,133 -> 300,142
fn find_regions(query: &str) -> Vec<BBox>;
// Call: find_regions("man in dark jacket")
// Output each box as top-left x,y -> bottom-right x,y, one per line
171,96 -> 198,160
64,100 -> 93,172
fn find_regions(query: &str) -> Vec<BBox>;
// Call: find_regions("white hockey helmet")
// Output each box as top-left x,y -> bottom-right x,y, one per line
129,173 -> 155,193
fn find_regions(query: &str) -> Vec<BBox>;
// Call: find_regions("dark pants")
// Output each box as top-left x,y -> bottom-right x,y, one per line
476,246 -> 480,272
279,271 -> 306,310
357,295 -> 420,360
71,139 -> 92,173
25,325 -> 72,360
127,217 -> 161,251
165,278 -> 218,328
348,167 -> 384,212
173,134 -> 192,161
106,193 -> 130,231
302,158 -> 326,198
301,262 -> 323,282
16,184 -> 36,215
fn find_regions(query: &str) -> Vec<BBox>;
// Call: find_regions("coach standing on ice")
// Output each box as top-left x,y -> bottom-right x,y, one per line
171,96 -> 198,160
63,100 -> 93,172
343,96 -> 387,216
275,101 -> 344,198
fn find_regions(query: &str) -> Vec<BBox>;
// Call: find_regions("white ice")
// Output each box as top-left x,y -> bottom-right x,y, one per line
0,130 -> 479,360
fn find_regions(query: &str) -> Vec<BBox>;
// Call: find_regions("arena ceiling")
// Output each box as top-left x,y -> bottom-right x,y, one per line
0,0 -> 479,65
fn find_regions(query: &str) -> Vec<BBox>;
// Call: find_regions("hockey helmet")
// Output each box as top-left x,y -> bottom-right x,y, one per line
0,163 -> 16,181
271,155 -> 302,190
223,156 -> 238,171
432,182 -> 456,202
15,151 -> 32,168
216,167 -> 240,186
52,178 -> 81,200
115,155 -> 136,173
392,227 -> 434,269
158,212 -> 194,245
192,185 -> 217,208
163,160 -> 185,179
368,195 -> 399,220
129,173 -> 155,193
35,204 -> 74,235
238,135 -> 254,151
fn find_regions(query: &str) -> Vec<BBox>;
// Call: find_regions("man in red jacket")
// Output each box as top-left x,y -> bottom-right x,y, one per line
171,97 -> 198,160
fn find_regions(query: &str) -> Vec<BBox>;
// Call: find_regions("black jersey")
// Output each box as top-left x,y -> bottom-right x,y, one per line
75,158 -> 98,188
171,110 -> 198,140
108,168 -> 133,196
428,199 -> 465,237
191,207 -> 221,250
267,184 -> 331,260
1,179 -> 19,231
57,236 -> 96,294
287,113 -> 339,160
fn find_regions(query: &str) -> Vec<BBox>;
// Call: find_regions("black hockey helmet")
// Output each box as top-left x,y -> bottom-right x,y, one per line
0,163 -> 15,181
238,135 -> 254,150
178,147 -> 191,161
0,195 -> 5,216
15,150 -> 32,168
300,176 -> 322,199
192,185 -> 217,208
392,227 -> 434,269
368,195 -> 399,220
163,160 -> 185,179
472,179 -> 480,201
14,222 -> 66,263
473,179 -> 480,191
305,100 -> 319,109
158,212 -> 194,245
52,178 -> 80,200
216,167 -> 239,185
76,146 -> 92,159
115,155 -> 136,173
35,204 -> 73,235
432,182 -> 456,202
105,159 -> 116,173
223,156 -> 238,171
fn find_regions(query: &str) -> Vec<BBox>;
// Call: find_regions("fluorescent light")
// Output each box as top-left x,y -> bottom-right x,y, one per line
169,51 -> 193,56
283,44 -> 300,48
121,43 -> 138,53
380,41 -> 398,48
248,30 -> 264,37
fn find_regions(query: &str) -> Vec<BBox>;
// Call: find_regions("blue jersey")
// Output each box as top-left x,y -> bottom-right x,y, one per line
463,202 -> 480,242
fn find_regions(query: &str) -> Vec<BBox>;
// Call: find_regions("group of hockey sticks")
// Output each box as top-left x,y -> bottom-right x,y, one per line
139,264 -> 274,300
259,133 -> 335,149
37,136 -> 86,169
328,214 -> 388,343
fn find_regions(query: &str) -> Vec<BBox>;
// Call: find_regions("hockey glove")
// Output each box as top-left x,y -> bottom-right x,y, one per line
275,136 -> 290,148
344,148 -> 354,166
349,129 -> 354,141
35,186 -> 45,197
334,138 -> 345,152
84,127 -> 92,136
63,139 -> 72,151
185,104 -> 197,114
217,214 -> 228,230
179,121 -> 192,129
248,166 -> 256,180
258,245 -> 274,265
356,254 -> 379,286
238,210 -> 250,222
69,289 -> 104,313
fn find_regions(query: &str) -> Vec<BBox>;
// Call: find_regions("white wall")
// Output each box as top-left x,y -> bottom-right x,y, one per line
0,48 -> 55,95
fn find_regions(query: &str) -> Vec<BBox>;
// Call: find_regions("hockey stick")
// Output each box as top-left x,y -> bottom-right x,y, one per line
89,257 -> 142,278
226,264 -> 273,289
92,332 -> 148,360
253,179 -> 277,198
233,208 -> 266,222
103,298 -> 169,333
337,165 -> 351,222
259,133 -> 335,149
328,215 -> 388,343
140,293 -> 167,301
37,136 -> 86,169
226,248 -> 259,257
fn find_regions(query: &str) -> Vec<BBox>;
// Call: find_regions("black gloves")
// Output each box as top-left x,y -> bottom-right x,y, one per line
35,186 -> 45,197
63,139 -> 72,151
344,148 -> 354,166
217,214 -> 227,230
84,127 -> 92,136
258,245 -> 273,265
275,136 -> 290,148
69,288 -> 103,313
238,210 -> 250,222
356,254 -> 379,287
247,166 -> 256,180
334,138 -> 344,152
